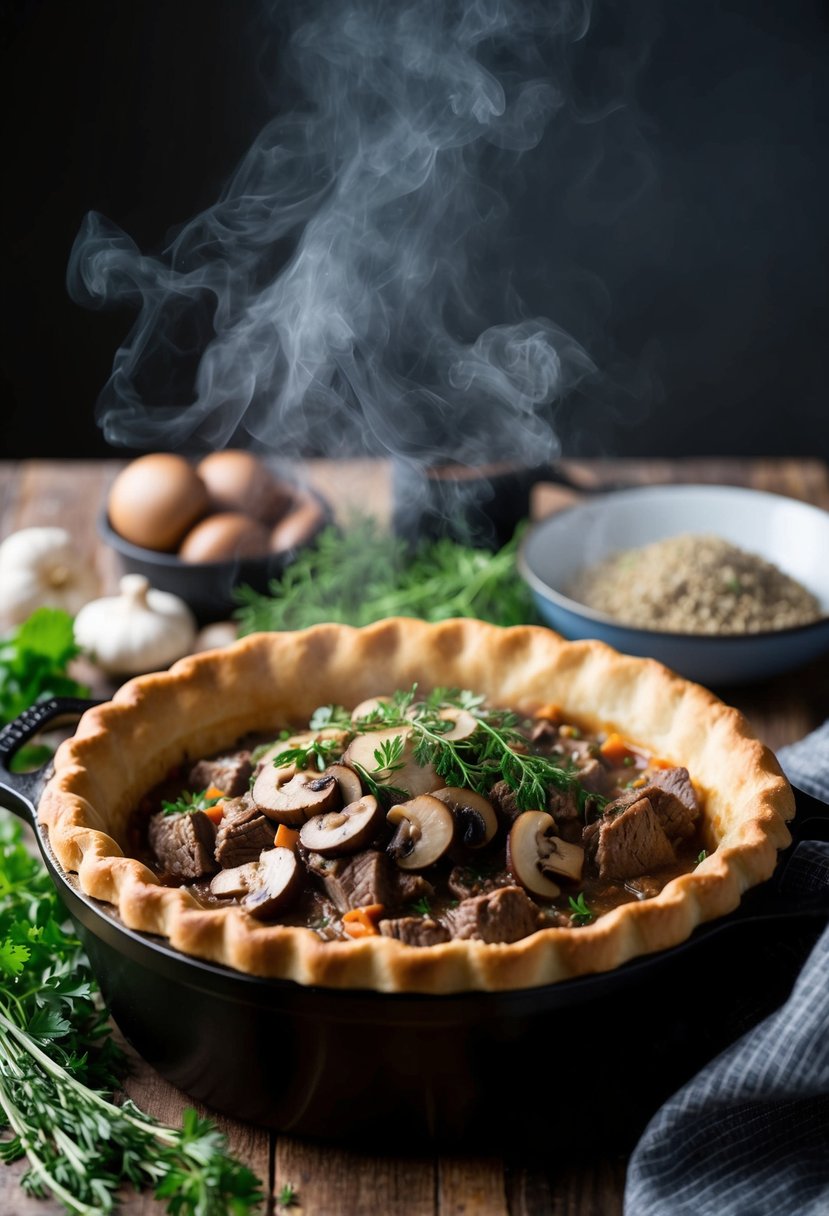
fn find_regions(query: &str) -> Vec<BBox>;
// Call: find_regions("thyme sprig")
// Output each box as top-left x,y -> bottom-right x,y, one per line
295,686 -> 586,813
234,519 -> 537,634
161,788 -> 224,816
0,813 -> 262,1214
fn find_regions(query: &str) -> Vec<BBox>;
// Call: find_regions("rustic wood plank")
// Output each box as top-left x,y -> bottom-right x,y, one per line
275,1138 -> 435,1216
505,1153 -> 628,1216
437,1155 -> 509,1215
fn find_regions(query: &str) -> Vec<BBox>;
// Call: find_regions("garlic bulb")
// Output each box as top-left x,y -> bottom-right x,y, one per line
73,574 -> 197,675
0,527 -> 98,626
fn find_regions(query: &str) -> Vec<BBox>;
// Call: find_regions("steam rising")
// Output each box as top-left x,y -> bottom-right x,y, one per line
68,0 -> 597,466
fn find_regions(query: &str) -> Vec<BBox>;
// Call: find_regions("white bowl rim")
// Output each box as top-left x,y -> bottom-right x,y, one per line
518,483 -> 829,645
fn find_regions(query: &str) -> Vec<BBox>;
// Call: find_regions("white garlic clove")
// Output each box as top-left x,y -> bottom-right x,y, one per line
0,527 -> 98,627
73,574 -> 197,675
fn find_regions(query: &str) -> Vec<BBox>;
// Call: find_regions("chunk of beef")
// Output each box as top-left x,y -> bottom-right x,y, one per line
379,917 -> 450,947
490,780 -> 522,824
529,719 -> 559,747
214,797 -> 276,868
393,870 -> 434,907
307,849 -> 391,913
546,784 -> 581,824
576,758 -> 615,797
149,811 -> 217,880
646,768 -> 700,841
188,750 -> 253,797
593,796 -> 676,881
304,849 -> 433,914
448,864 -> 508,901
647,765 -> 698,812
446,885 -> 541,944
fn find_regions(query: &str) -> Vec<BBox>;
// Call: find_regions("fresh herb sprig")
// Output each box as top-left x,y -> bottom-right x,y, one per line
0,813 -> 262,1214
298,686 -> 586,814
234,519 -> 537,634
161,788 -> 224,816
0,608 -> 89,771
270,735 -> 346,774
568,892 -> 594,927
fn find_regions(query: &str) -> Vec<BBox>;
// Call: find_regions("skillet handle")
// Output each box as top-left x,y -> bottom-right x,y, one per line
0,697 -> 103,825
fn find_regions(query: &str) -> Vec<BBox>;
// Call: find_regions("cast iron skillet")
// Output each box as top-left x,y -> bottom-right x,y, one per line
1,698 -> 827,1154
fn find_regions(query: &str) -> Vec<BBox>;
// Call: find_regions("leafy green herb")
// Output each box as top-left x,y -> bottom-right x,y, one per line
161,788 -> 224,816
0,813 -> 262,1213
725,577 -> 743,595
277,1182 -> 299,1209
372,734 -> 406,775
410,897 -> 432,918
309,704 -> 353,732
697,849 -> 708,864
0,608 -> 89,770
302,686 -> 587,814
568,892 -> 594,927
271,735 -> 345,773
234,519 -> 537,633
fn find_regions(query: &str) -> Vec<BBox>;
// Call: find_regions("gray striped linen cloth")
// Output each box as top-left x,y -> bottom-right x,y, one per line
625,721 -> 829,1216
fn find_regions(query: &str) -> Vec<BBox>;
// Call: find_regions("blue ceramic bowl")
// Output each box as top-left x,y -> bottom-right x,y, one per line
518,485 -> 829,686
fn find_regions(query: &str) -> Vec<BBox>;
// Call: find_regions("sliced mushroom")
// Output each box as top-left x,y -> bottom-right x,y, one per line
431,786 -> 498,848
252,768 -> 340,825
209,861 -> 260,898
438,708 -> 479,742
507,811 -> 564,900
538,834 -> 584,883
242,847 -> 304,920
351,696 -> 390,722
344,727 -> 441,798
321,762 -> 364,806
387,795 -> 455,870
254,728 -> 350,771
299,795 -> 383,857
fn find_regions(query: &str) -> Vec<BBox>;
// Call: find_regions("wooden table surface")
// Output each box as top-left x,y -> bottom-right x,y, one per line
1,456 -> 828,1216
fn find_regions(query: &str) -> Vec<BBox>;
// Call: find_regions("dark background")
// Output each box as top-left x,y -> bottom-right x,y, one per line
2,0 -> 827,460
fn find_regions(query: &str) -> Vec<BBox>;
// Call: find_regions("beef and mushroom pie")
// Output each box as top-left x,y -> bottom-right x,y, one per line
39,619 -> 793,992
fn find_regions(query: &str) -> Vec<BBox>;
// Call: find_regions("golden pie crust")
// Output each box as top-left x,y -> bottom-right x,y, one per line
39,619 -> 794,993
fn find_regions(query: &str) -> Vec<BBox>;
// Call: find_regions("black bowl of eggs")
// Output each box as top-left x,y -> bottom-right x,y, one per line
101,451 -> 331,624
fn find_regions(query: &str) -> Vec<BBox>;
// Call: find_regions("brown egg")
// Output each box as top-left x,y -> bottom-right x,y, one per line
196,450 -> 291,525
108,454 -> 209,551
179,512 -> 271,563
270,493 -> 328,553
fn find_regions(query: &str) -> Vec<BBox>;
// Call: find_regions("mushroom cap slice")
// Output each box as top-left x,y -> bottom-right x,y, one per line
438,708 -> 479,742
351,696 -> 390,723
387,795 -> 456,870
431,786 -> 498,848
321,763 -> 364,807
243,847 -> 304,920
343,727 -> 442,798
252,768 -> 340,825
507,811 -> 563,900
254,728 -> 350,771
299,795 -> 383,857
210,861 -> 260,899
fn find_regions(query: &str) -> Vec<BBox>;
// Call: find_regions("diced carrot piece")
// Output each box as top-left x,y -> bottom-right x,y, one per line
203,802 -> 227,825
342,904 -> 385,938
533,702 -> 562,723
274,824 -> 300,851
599,732 -> 636,766
205,784 -> 226,800
648,757 -> 674,770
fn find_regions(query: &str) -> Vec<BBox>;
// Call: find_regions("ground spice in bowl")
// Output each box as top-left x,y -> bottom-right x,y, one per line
568,534 -> 823,635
